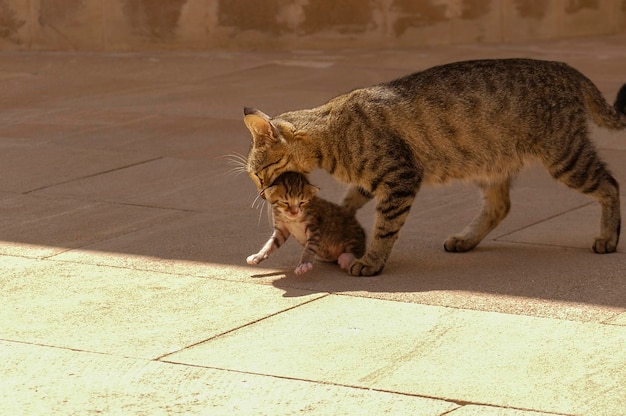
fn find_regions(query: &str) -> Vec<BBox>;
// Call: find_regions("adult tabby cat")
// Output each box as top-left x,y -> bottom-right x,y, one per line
244,58 -> 626,276
246,171 -> 366,275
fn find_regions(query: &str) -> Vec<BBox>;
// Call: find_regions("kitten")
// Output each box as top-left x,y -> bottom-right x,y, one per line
246,171 -> 366,275
243,58 -> 626,276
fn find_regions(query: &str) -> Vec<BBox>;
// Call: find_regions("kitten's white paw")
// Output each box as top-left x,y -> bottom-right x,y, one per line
294,262 -> 313,275
246,254 -> 261,265
338,253 -> 356,270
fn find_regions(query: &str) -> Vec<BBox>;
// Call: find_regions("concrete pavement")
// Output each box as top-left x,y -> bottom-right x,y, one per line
1,35 -> 625,415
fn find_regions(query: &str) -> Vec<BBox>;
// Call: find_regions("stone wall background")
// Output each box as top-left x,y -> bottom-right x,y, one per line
0,0 -> 625,51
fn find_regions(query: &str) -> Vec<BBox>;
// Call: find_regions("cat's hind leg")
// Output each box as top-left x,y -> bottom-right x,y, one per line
444,179 -> 511,252
547,145 -> 620,253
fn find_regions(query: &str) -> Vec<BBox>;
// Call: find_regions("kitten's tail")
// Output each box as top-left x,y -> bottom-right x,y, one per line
584,81 -> 626,131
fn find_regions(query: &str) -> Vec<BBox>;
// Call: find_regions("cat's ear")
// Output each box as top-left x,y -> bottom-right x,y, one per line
244,107 -> 279,147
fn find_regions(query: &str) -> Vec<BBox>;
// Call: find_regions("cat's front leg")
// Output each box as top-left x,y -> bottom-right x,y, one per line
348,167 -> 421,276
246,228 -> 289,265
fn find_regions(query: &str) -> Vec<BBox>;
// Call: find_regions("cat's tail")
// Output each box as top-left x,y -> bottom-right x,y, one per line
584,81 -> 626,131
615,83 -> 626,117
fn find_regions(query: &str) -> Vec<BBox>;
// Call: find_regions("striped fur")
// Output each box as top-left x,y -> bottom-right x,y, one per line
246,172 -> 366,275
244,58 -> 626,276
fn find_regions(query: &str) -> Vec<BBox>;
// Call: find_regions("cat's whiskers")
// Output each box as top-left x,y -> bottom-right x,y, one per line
259,199 -> 270,226
251,192 -> 263,209
219,153 -> 249,176
249,192 -> 271,226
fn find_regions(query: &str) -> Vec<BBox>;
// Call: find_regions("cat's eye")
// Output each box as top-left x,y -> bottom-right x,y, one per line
254,173 -> 263,186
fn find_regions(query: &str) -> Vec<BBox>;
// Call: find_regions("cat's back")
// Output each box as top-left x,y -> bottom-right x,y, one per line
386,58 -> 579,94
323,58 -> 596,184
327,58 -> 586,123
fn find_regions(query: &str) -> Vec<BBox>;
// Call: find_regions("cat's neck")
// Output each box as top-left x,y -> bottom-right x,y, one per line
278,105 -> 335,171
279,106 -> 332,139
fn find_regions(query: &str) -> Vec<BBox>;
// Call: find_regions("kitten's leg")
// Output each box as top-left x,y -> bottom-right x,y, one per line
444,179 -> 511,253
338,253 -> 355,270
295,228 -> 321,275
338,232 -> 366,271
341,186 -> 373,214
246,228 -> 289,265
548,147 -> 620,253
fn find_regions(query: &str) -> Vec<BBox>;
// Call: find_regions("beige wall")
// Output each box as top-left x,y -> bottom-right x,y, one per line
1,0 -> 625,51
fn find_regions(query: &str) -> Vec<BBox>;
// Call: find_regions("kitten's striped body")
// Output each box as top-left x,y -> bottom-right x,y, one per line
244,59 -> 626,276
246,171 -> 366,275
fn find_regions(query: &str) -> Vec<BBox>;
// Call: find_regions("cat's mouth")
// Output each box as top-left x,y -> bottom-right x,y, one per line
259,188 -> 267,199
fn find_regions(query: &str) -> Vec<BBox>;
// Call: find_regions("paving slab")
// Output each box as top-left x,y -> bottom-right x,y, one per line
606,312 -> 626,326
446,406 -> 568,416
0,192 -> 189,258
52,211 -> 271,274
0,256 -> 323,359
0,341 -> 458,416
0,110 -> 154,144
499,201 -> 617,249
164,295 -> 626,416
0,140 -> 153,193
43,115 -> 245,160
0,52 -> 272,110
33,156 -> 258,212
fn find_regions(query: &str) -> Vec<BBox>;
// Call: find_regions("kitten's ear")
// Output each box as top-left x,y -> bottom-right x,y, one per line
305,184 -> 320,196
263,185 -> 278,202
244,107 -> 279,147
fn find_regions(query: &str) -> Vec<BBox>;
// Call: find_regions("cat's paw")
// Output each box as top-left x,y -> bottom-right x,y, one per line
592,238 -> 618,254
338,253 -> 356,270
348,258 -> 384,277
294,262 -> 313,275
443,236 -> 478,253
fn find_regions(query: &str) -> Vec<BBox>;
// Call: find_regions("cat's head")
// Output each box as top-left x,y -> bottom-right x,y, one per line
264,172 -> 319,219
243,107 -> 313,198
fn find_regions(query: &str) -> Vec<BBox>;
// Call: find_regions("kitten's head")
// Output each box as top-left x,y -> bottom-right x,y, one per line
243,107 -> 312,198
264,172 -> 318,219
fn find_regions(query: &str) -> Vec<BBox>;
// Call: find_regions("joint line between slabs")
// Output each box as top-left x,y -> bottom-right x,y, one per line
22,156 -> 164,194
154,361 -> 571,416
154,293 -> 331,361
493,201 -> 594,240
